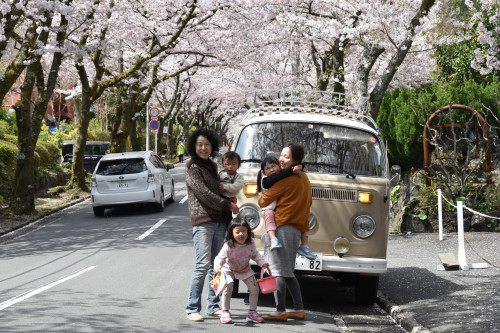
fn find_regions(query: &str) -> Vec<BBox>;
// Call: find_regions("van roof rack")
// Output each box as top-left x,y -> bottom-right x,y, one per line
242,90 -> 377,129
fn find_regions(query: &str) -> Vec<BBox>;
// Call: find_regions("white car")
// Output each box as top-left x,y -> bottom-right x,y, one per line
91,151 -> 175,217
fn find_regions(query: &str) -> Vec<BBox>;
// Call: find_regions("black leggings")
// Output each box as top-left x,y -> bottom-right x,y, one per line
274,276 -> 303,312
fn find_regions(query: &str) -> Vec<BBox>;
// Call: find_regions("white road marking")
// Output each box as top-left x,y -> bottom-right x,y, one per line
136,219 -> 166,240
0,266 -> 96,311
179,195 -> 188,204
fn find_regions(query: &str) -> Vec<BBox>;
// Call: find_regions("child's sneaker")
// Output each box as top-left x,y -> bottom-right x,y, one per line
247,310 -> 264,323
298,245 -> 317,260
220,311 -> 233,324
270,238 -> 282,251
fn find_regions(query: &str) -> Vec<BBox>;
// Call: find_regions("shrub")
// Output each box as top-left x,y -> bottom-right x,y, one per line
35,144 -> 51,167
377,77 -> 500,170
3,133 -> 17,145
0,140 -> 17,173
37,141 -> 60,166
485,184 -> 500,211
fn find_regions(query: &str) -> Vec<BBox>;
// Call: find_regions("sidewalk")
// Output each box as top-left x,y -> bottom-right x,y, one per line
378,232 -> 500,332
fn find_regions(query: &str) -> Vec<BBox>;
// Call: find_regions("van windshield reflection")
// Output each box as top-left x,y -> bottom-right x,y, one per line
234,122 -> 386,177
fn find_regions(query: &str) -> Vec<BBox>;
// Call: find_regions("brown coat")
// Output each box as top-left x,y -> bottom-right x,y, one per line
258,173 -> 312,232
185,158 -> 231,226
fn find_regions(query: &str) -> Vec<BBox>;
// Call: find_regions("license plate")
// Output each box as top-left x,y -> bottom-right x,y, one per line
116,182 -> 129,188
295,253 -> 322,271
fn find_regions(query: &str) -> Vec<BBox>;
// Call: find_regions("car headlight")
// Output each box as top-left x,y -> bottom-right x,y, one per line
237,206 -> 260,229
309,213 -> 317,230
352,215 -> 376,239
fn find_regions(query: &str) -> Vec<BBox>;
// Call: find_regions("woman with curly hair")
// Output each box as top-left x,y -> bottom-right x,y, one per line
184,128 -> 239,322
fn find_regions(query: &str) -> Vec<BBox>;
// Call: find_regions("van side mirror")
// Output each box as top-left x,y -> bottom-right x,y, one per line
390,165 -> 401,186
166,164 -> 175,171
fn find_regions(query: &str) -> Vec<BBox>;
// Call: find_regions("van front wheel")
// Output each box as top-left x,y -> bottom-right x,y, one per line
354,275 -> 379,305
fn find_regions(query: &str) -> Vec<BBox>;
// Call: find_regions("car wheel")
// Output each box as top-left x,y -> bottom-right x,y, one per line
93,206 -> 105,217
354,275 -> 379,305
156,189 -> 165,212
167,181 -> 175,203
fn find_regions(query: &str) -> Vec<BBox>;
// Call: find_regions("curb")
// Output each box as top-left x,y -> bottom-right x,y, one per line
376,292 -> 431,333
0,196 -> 90,241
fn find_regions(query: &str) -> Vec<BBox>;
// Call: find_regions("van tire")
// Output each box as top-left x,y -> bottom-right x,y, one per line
354,275 -> 379,305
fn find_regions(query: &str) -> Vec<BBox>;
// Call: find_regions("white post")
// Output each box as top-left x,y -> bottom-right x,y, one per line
146,102 -> 150,151
457,201 -> 469,270
438,189 -> 443,240
154,131 -> 157,154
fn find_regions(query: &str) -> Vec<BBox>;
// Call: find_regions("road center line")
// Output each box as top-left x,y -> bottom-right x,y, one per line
0,266 -> 96,311
179,195 -> 188,204
136,219 -> 166,240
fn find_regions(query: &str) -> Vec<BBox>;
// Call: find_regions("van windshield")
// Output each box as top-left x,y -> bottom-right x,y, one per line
235,122 -> 386,177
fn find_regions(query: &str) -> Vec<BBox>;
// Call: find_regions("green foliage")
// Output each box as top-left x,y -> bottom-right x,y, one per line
0,140 -> 17,173
484,184 -> 500,211
2,133 -> 17,145
0,120 -> 12,139
377,85 -> 434,169
35,143 -> 51,167
377,77 -> 500,169
0,140 -> 17,196
390,185 -> 400,203
417,185 -> 439,215
435,39 -> 485,83
36,141 -> 60,166
86,119 -> 111,141
39,124 -> 64,147
0,108 -> 16,131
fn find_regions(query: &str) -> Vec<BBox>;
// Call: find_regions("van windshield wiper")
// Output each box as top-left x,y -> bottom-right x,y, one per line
303,162 -> 356,179
341,168 -> 356,179
240,158 -> 262,163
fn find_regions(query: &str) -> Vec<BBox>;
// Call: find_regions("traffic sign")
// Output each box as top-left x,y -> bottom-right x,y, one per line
149,119 -> 160,131
149,107 -> 160,118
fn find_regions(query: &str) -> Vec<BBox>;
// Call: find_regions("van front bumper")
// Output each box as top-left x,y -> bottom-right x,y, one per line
318,255 -> 387,274
256,251 -> 387,275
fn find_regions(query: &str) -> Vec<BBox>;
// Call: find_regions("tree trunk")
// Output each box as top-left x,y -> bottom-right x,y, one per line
10,70 -> 37,213
69,94 -> 92,190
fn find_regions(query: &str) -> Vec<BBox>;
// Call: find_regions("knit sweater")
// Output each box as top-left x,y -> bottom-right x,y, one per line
258,173 -> 312,233
185,157 -> 231,226
218,170 -> 244,198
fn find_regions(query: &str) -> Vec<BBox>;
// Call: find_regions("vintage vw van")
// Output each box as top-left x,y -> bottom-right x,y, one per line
232,91 -> 400,304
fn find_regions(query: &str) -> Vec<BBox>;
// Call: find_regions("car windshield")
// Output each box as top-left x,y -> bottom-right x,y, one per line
95,158 -> 147,175
234,122 -> 386,177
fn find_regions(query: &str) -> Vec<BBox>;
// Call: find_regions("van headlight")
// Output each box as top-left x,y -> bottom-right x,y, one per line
352,215 -> 376,238
333,237 -> 350,257
237,206 -> 260,229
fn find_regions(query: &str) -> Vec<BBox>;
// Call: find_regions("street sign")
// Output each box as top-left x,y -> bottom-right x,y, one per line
149,107 -> 160,118
149,119 -> 160,131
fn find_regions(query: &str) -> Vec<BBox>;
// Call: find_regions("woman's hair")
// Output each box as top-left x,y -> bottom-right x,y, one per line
285,143 -> 305,163
187,128 -> 219,158
226,216 -> 253,247
256,155 -> 280,192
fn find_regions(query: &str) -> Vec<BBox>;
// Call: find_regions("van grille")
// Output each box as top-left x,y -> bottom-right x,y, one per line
312,188 -> 357,202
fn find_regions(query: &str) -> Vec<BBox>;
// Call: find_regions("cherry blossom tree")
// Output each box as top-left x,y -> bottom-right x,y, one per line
6,0 -> 73,214
203,1 -> 456,120
64,0 -> 225,190
467,0 -> 500,75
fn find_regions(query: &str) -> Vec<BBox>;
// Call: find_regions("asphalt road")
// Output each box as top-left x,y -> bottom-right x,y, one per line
3,161 -> 498,332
